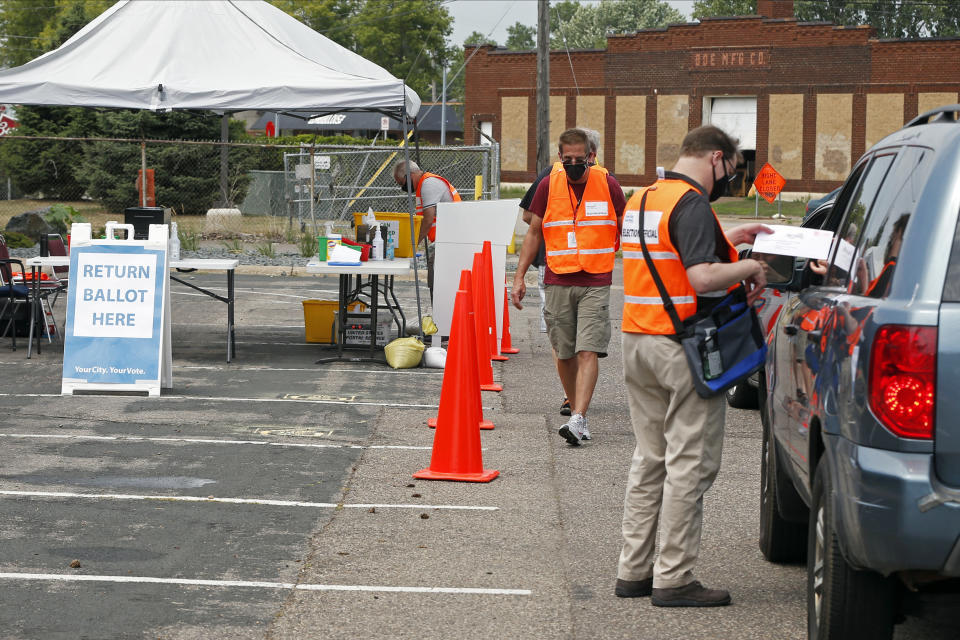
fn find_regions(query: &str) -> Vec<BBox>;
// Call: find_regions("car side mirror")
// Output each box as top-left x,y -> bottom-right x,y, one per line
753,252 -> 796,286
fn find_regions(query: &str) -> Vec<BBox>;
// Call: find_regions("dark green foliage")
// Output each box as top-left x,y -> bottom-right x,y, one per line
2,230 -> 35,248
79,110 -> 254,214
0,107 -> 101,200
692,0 -> 755,19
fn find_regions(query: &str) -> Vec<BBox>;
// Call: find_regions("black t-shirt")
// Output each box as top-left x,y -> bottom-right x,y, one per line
663,171 -> 733,313
519,165 -> 552,268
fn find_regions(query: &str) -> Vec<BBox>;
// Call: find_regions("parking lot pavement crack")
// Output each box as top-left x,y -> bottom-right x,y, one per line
265,406 -> 384,640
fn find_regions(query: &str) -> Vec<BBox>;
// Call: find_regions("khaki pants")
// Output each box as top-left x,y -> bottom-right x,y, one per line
618,332 -> 726,589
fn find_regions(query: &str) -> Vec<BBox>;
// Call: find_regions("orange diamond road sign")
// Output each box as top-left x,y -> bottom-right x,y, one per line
753,162 -> 786,204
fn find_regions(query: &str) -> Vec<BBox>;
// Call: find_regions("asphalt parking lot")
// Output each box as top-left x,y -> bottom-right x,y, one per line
0,268 -> 956,639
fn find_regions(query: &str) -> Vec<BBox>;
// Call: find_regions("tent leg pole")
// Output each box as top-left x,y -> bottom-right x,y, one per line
140,141 -> 147,207
402,107 -> 424,341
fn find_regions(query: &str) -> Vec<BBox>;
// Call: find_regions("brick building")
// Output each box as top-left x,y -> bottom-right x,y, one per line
464,0 -> 960,194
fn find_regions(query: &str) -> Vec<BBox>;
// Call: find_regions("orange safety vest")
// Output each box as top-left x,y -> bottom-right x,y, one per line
621,179 -> 738,335
415,172 -> 461,242
541,163 -> 618,274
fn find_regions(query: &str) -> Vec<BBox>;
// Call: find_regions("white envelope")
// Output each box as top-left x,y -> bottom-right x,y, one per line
753,225 -> 834,260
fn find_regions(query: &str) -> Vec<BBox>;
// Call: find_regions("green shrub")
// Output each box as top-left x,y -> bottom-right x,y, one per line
2,231 -> 35,248
178,226 -> 200,252
299,232 -> 317,257
44,203 -> 86,234
256,241 -> 276,258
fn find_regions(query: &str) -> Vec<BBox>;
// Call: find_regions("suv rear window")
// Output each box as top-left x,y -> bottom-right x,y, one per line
849,147 -> 932,298
828,147 -> 932,297
945,210 -> 960,301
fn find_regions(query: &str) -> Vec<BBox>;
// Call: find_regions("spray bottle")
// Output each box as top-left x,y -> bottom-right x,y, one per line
169,221 -> 181,260
371,224 -> 384,261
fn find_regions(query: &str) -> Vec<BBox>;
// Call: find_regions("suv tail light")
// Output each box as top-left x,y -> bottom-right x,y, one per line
869,325 -> 937,440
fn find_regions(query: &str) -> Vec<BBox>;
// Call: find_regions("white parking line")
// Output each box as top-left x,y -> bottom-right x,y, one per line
180,365 -> 444,375
0,393 -> 440,409
0,572 -> 531,596
0,490 -> 498,511
0,433 -> 432,450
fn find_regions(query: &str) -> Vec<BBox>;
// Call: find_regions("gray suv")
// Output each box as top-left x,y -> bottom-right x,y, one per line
758,106 -> 960,639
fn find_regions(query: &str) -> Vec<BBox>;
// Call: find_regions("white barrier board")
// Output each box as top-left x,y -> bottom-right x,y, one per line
432,199 -> 519,341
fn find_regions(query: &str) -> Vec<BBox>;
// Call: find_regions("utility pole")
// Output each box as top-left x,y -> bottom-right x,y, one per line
536,0 -> 550,172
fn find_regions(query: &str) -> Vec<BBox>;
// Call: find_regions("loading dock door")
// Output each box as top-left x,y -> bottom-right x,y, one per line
706,97 -> 757,151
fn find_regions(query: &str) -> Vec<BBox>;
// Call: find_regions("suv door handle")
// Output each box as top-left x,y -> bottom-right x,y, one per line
784,323 -> 799,336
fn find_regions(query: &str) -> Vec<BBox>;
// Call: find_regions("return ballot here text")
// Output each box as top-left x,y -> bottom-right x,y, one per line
73,253 -> 159,339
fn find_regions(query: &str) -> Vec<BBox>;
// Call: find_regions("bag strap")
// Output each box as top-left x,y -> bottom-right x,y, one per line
637,187 -> 687,336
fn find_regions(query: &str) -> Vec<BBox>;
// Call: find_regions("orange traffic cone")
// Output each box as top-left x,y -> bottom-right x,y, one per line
428,269 -> 494,430
479,241 -> 508,362
500,285 -> 519,354
471,254 -> 502,392
413,287 -> 499,483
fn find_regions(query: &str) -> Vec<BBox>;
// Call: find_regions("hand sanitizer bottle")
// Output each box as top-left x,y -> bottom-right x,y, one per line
371,225 -> 384,261
169,221 -> 181,260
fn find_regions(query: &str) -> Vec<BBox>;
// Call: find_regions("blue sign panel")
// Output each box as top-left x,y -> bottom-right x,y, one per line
61,244 -> 166,389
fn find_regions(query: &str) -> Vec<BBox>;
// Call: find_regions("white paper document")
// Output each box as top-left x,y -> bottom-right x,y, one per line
753,225 -> 834,260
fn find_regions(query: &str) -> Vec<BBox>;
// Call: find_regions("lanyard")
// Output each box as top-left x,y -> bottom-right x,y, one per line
566,182 -> 586,217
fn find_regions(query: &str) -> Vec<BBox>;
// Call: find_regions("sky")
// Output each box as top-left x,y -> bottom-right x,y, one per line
447,0 -> 696,46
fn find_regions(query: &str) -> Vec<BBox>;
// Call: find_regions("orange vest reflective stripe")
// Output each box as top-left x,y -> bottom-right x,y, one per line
620,179 -> 738,335
415,172 -> 461,242
542,164 -> 618,274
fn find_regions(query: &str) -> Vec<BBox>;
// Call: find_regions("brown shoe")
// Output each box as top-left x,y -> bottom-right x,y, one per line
651,581 -> 731,607
615,577 -> 653,598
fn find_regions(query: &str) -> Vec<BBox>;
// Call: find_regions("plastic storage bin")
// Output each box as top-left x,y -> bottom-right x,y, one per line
351,211 -> 422,258
302,300 -> 366,343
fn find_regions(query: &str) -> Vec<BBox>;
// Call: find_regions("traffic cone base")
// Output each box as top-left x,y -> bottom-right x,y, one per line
413,468 -> 499,483
492,354 -> 509,362
428,416 -> 494,430
502,346 -> 520,354
481,383 -> 502,392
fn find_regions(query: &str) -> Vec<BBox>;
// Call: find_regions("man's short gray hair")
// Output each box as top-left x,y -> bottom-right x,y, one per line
392,159 -> 420,181
581,128 -> 600,154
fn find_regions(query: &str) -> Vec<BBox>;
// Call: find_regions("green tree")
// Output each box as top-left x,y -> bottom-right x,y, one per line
269,0 -> 361,49
81,111 -> 253,214
505,22 -> 536,50
463,30 -> 497,46
552,0 -> 685,49
0,0 -> 57,67
794,1 -> 960,38
692,0 -> 755,19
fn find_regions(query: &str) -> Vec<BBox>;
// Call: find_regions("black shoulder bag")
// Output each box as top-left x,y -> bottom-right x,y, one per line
635,188 -> 767,398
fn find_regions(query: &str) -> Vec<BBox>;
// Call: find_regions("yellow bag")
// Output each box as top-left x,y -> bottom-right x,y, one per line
384,337 -> 425,369
421,315 -> 438,335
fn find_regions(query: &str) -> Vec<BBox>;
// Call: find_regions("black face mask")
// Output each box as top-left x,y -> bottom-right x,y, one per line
397,180 -> 415,194
709,159 -> 734,202
563,162 -> 588,181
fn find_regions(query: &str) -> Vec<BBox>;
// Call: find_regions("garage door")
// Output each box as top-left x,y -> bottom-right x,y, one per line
707,97 -> 757,151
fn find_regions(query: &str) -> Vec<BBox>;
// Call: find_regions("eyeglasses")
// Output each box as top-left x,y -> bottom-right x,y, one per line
561,156 -> 588,165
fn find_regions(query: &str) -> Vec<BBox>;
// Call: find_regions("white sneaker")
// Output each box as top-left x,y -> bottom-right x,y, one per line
581,417 -> 591,441
559,413 -> 585,446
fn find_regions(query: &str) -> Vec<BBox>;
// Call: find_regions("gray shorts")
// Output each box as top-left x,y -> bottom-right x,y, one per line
543,284 -> 611,360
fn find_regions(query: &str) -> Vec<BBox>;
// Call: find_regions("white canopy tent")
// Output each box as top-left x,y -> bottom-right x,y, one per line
0,0 -> 420,115
0,0 -> 429,334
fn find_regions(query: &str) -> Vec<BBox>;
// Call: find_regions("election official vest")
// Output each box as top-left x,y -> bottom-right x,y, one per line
415,172 -> 461,242
542,164 -> 618,274
620,179 -> 738,335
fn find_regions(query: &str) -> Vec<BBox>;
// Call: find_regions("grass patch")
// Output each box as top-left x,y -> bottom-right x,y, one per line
712,197 -> 807,218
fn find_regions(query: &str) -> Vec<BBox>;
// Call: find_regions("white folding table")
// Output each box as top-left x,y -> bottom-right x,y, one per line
24,256 -> 239,361
305,258 -> 410,363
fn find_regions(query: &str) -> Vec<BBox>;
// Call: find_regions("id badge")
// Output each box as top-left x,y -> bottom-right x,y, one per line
584,201 -> 608,217
567,231 -> 577,248
622,210 -> 639,242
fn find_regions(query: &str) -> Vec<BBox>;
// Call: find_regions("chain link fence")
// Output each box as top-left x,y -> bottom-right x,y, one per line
0,135 -> 499,249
